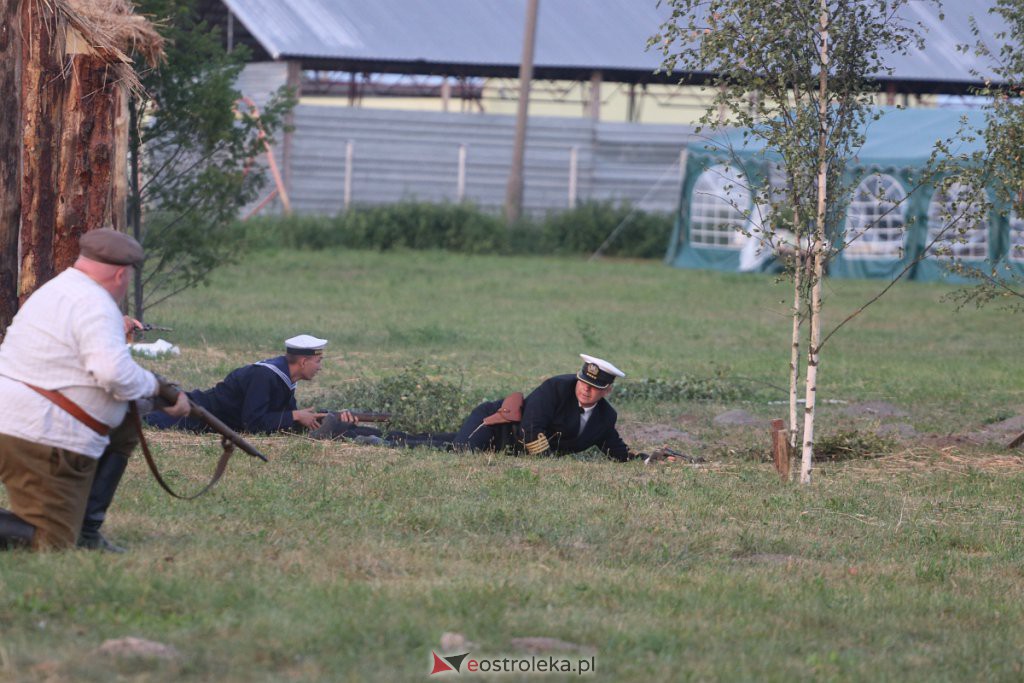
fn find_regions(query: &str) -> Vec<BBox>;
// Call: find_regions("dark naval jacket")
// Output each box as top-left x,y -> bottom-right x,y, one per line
146,356 -> 297,434
521,374 -> 630,460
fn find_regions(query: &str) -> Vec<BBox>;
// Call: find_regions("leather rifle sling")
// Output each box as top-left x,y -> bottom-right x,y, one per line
130,401 -> 236,500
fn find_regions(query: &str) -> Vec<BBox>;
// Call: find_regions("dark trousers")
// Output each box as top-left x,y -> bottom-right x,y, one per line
452,400 -> 519,452
81,413 -> 139,538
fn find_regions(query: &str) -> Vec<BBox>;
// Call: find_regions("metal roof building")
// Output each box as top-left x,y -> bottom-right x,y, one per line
199,0 -> 1007,94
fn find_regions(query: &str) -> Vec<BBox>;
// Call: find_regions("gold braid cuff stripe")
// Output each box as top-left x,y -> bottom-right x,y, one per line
525,433 -> 550,455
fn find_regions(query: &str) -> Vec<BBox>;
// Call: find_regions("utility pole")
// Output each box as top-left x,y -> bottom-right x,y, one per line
504,0 -> 539,224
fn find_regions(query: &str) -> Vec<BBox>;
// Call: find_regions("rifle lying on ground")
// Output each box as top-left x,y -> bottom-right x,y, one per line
330,410 -> 392,423
130,383 -> 269,500
643,447 -> 707,465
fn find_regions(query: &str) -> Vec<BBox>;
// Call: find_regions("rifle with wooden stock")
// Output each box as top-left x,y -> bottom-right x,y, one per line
130,382 -> 269,500
331,410 -> 392,424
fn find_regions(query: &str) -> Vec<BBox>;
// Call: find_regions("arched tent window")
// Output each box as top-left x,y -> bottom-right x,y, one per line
740,164 -> 797,272
689,164 -> 752,247
926,182 -> 989,260
844,173 -> 907,259
1010,213 -> 1024,262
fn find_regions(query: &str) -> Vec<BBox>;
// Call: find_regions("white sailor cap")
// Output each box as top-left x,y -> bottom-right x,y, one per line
285,334 -> 328,356
577,353 -> 625,389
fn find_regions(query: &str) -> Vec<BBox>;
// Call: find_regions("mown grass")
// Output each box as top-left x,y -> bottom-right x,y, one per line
1,249 -> 1023,682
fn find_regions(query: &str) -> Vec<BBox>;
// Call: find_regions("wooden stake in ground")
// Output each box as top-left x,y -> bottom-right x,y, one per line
771,419 -> 791,481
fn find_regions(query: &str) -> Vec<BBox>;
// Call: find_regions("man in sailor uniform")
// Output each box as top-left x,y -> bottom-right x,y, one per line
452,354 -> 644,461
145,335 -> 346,433
82,335 -> 343,552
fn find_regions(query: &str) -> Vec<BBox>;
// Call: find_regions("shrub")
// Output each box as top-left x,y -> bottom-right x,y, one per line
242,200 -> 672,259
613,375 -> 747,403
538,201 -> 672,259
813,429 -> 896,461
320,361 -> 476,434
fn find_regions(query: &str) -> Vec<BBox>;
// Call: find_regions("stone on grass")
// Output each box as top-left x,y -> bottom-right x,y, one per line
620,423 -> 701,446
841,401 -> 908,419
985,414 -> 1024,433
96,637 -> 180,660
712,409 -> 766,427
440,632 -> 476,652
876,423 -> 917,439
508,637 -> 594,654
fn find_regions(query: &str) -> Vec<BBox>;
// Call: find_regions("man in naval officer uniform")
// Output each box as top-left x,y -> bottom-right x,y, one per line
145,334 -> 352,433
452,354 -> 646,461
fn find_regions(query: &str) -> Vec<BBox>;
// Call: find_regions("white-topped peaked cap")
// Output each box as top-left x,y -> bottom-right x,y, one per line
285,334 -> 328,355
577,353 -> 625,389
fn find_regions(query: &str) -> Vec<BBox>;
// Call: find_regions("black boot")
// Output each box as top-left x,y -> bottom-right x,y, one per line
77,449 -> 129,553
0,508 -> 35,550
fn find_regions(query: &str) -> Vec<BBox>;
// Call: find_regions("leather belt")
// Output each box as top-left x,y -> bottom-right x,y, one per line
24,383 -> 111,436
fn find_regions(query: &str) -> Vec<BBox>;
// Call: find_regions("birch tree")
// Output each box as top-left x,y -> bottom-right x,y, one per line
944,0 -> 1024,312
653,0 -> 935,483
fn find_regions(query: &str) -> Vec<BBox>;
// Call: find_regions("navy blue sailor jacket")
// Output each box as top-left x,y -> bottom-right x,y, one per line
520,374 -> 632,461
187,355 -> 298,434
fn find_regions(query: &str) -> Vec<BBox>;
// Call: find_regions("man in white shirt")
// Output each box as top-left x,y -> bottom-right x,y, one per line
0,228 -> 188,551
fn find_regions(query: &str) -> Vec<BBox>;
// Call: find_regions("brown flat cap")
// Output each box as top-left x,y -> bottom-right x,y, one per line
78,228 -> 144,267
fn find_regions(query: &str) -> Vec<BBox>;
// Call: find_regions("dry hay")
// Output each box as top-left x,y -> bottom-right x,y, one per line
63,0 -> 165,67
27,0 -> 165,95
837,444 -> 1024,479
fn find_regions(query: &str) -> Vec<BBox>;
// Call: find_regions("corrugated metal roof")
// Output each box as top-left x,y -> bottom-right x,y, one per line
218,0 -> 1008,91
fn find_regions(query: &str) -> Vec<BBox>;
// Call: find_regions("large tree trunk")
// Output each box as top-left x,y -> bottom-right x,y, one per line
53,43 -> 121,273
800,0 -> 830,485
0,0 -> 22,331
110,88 -> 129,232
18,0 -> 64,304
128,96 -> 144,321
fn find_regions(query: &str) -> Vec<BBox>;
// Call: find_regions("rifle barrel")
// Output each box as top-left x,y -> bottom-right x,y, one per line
189,403 -> 269,462
158,383 -> 268,462
348,411 -> 391,423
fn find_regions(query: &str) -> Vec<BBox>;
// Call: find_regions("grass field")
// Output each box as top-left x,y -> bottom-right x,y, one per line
1,249 -> 1022,682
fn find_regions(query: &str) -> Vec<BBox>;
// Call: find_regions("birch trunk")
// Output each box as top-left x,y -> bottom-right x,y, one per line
0,0 -> 22,331
788,239 -> 802,481
800,0 -> 829,485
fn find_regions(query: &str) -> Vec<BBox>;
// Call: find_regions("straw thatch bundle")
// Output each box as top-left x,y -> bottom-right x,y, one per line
42,0 -> 166,91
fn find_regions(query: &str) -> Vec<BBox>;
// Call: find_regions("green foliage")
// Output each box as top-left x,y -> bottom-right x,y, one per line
940,0 -> 1024,310
813,429 -> 896,461
130,0 -> 296,316
534,201 -> 670,258
613,375 -> 747,403
242,200 -> 672,258
321,361 -> 476,434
